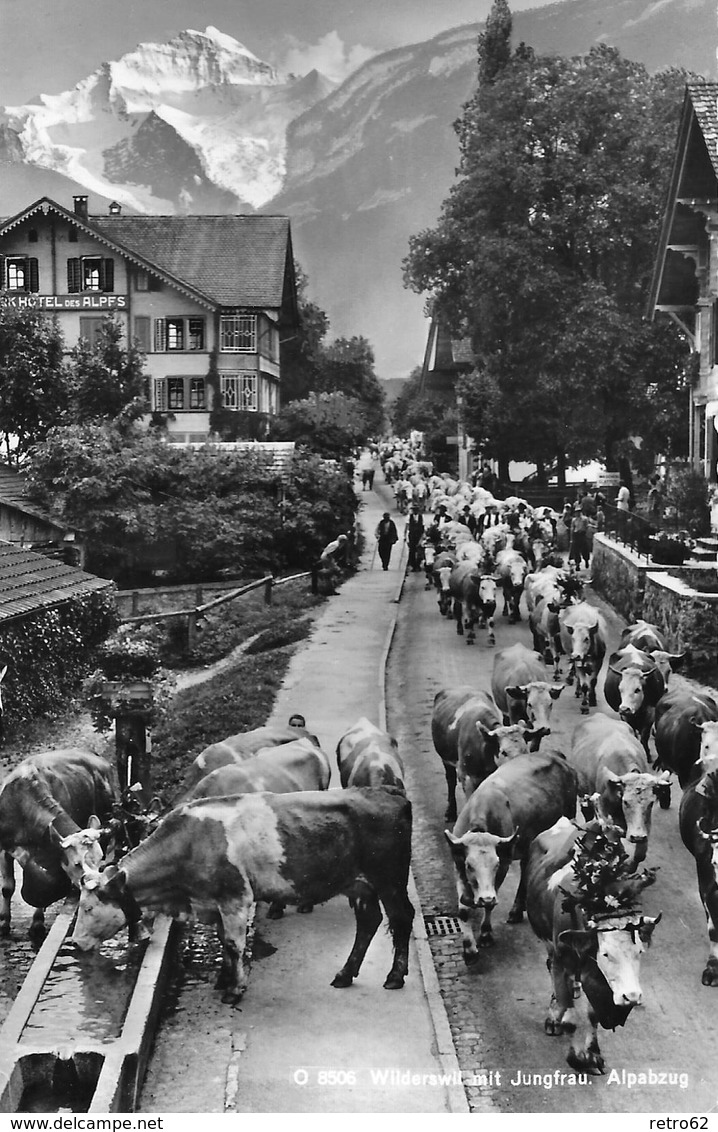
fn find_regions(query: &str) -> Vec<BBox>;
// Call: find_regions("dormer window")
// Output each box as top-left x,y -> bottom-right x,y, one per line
0,256 -> 39,293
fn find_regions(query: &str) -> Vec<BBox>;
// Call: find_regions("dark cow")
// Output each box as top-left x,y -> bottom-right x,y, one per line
444,751 -> 578,963
449,562 -> 497,645
559,602 -> 607,714
175,717 -> 318,802
0,750 -> 116,939
526,816 -> 660,1073
187,737 -> 331,800
679,753 -> 718,986
653,689 -> 718,789
618,621 -> 684,687
604,645 -> 666,754
569,714 -> 670,864
72,788 -> 415,1003
491,642 -> 562,749
336,717 -> 405,791
431,687 -> 542,822
494,548 -> 529,623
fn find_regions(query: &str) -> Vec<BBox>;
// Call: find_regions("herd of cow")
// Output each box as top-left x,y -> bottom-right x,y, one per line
0,510 -> 717,1084
427,532 -> 718,1074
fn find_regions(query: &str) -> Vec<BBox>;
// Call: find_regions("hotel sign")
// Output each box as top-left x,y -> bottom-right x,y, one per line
0,294 -> 128,311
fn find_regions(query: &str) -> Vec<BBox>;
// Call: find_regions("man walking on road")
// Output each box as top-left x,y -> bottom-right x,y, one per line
375,512 -> 399,570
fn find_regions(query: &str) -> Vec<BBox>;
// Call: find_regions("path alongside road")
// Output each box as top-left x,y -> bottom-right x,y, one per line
141,475 -> 471,1114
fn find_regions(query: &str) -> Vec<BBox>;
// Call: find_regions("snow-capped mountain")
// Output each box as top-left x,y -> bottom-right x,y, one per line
0,26 -> 336,212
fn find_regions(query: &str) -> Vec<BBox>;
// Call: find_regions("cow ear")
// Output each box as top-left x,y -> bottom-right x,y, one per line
604,770 -> 623,791
505,685 -> 525,700
565,625 -> 574,635
549,686 -> 564,701
557,928 -> 597,965
444,830 -> 465,855
638,912 -> 662,944
0,666 -> 7,684
87,814 -> 102,831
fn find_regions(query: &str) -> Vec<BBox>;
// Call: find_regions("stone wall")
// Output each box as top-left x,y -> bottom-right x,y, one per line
591,533 -> 718,671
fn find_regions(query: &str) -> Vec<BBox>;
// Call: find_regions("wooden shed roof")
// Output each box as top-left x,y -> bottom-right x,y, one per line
0,542 -> 113,626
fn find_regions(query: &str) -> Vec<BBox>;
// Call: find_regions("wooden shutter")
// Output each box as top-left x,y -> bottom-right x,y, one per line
67,258 -> 81,293
0,257 -> 4,290
154,318 -> 167,352
134,316 -> 151,351
28,258 -> 39,293
103,258 -> 114,292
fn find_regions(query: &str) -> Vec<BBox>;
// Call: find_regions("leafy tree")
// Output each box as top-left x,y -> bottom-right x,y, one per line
280,263 -> 330,404
403,39 -> 693,481
478,0 -> 513,86
68,314 -> 149,428
270,391 -> 372,457
0,307 -> 68,462
316,336 -> 385,436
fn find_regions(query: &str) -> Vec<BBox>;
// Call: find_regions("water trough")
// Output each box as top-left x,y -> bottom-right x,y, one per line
0,903 -> 176,1113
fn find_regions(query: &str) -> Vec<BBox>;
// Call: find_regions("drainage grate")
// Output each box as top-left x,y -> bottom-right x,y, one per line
424,914 -> 463,938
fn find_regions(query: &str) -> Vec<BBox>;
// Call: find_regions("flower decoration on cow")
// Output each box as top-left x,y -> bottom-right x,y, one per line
560,824 -> 657,924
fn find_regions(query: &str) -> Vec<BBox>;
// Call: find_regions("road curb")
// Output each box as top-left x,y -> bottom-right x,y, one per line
378,542 -> 472,1116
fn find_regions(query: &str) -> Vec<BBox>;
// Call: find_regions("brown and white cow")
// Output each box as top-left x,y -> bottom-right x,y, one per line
444,751 -> 578,964
72,788 -> 415,1003
431,687 -> 544,822
569,713 -> 670,864
0,750 -> 116,940
559,602 -> 607,714
448,562 -> 498,646
654,689 -> 718,789
679,759 -> 718,987
187,737 -> 332,800
618,621 -> 684,687
494,548 -> 529,623
491,642 -> 563,750
604,645 -> 666,753
526,816 -> 661,1073
336,718 -> 405,792
174,717 -> 318,802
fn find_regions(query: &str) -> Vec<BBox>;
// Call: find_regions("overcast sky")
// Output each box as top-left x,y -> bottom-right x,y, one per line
0,0 -> 557,103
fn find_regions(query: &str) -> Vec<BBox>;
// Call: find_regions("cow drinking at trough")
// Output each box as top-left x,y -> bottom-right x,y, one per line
449,562 -> 497,646
0,750 -> 117,940
491,643 -> 562,750
444,751 -> 578,964
678,731 -> 718,986
559,602 -> 607,714
525,816 -> 660,1073
431,687 -> 541,822
336,718 -> 405,791
569,714 -> 670,865
72,788 -> 415,1003
603,645 -> 666,754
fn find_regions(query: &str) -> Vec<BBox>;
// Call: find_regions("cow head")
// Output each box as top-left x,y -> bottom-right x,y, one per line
649,650 -> 684,685
697,722 -> 718,777
58,815 -> 104,884
602,770 -> 670,862
71,864 -> 140,951
478,576 -> 497,606
564,620 -> 600,661
557,913 -> 661,1008
506,681 -> 563,734
609,665 -> 654,720
444,828 -> 517,908
476,720 -> 546,760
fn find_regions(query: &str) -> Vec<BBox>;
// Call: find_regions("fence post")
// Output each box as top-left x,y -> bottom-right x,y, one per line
264,575 -> 273,605
187,611 -> 198,650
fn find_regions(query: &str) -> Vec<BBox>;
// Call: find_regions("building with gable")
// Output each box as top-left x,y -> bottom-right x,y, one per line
649,82 -> 718,479
0,196 -> 299,443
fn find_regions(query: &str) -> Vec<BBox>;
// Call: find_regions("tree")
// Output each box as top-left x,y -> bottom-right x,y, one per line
270,391 -> 372,458
68,314 -> 148,428
0,307 -> 69,462
477,0 -> 513,86
280,263 -> 330,404
403,42 -> 693,480
316,336 -> 385,436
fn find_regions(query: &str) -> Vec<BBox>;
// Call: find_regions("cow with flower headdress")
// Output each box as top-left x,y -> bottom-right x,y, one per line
525,816 -> 660,1075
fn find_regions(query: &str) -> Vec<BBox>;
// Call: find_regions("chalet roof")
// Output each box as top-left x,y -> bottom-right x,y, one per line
0,198 -> 294,310
0,542 -> 113,626
648,83 -> 718,316
92,214 -> 293,308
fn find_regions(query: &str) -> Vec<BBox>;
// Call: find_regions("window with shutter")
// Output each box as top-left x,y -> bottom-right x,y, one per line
6,258 -> 28,291
82,257 -> 102,291
153,378 -> 168,412
154,319 -> 167,352
103,259 -> 114,292
67,258 -> 81,293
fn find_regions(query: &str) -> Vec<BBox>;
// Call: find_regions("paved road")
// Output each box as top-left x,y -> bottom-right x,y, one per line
387,568 -> 718,1114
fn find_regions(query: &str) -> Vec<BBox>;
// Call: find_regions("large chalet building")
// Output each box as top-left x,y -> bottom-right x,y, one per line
0,196 -> 299,443
650,83 -> 718,480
